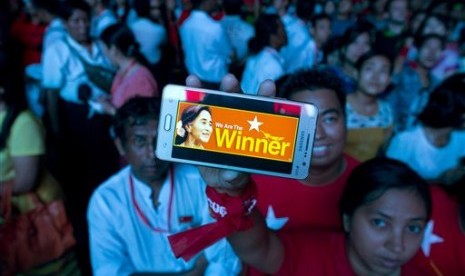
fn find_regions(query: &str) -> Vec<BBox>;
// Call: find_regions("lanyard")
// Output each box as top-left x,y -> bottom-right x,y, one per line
130,167 -> 174,233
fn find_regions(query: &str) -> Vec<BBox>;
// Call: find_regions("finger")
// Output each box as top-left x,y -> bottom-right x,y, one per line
219,73 -> 241,93
257,79 -> 277,97
185,74 -> 202,87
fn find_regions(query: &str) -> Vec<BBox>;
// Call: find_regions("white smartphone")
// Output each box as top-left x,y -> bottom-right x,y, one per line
156,84 -> 318,179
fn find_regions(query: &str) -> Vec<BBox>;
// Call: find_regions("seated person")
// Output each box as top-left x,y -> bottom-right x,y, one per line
87,97 -> 241,275
386,73 -> 465,182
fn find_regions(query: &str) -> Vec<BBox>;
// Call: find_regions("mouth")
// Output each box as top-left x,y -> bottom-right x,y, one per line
312,145 -> 330,157
376,256 -> 402,270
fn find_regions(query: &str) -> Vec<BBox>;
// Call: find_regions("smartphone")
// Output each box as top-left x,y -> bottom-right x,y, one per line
156,84 -> 318,179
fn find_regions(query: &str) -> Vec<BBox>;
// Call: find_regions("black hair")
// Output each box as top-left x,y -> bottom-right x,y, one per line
413,33 -> 446,50
59,0 -> 91,20
175,105 -> 211,145
417,73 -> 465,128
248,13 -> 282,55
339,19 -> 375,50
31,0 -> 62,15
113,97 -> 161,143
100,23 -> 147,64
311,12 -> 331,27
0,69 -> 27,151
295,0 -> 316,22
340,157 -> 432,221
276,68 -> 346,110
355,50 -> 393,73
223,0 -> 243,15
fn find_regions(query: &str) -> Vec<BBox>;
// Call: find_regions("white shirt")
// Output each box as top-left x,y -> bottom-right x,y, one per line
180,10 -> 233,82
220,15 -> 254,63
386,125 -> 465,180
41,34 -> 110,103
279,14 -> 316,73
241,47 -> 285,95
130,18 -> 167,65
43,18 -> 67,49
87,164 -> 241,276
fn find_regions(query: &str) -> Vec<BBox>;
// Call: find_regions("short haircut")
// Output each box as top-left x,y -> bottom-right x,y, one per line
418,73 -> 465,128
355,50 -> 393,73
59,0 -> 91,20
340,157 -> 432,221
339,19 -> 375,49
311,13 -> 331,27
276,68 -> 346,110
113,97 -> 161,143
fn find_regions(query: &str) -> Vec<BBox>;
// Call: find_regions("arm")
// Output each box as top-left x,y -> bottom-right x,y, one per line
45,89 -> 61,134
197,167 -> 284,274
12,155 -> 42,194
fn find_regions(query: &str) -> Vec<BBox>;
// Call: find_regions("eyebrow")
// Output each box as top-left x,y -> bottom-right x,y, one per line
320,108 -> 342,116
374,210 -> 426,221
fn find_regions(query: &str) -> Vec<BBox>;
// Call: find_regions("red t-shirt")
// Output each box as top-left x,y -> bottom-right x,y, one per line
275,231 -> 433,275
411,185 -> 465,275
251,154 -> 360,232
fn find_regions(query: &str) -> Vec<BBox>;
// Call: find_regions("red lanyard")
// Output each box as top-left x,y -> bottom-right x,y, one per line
130,167 -> 174,233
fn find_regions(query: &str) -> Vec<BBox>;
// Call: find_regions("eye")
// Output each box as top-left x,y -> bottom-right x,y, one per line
371,218 -> 387,228
134,136 -> 146,147
323,115 -> 338,124
407,224 -> 423,234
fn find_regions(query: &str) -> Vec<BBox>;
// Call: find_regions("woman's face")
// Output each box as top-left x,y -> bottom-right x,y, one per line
187,110 -> 213,144
66,9 -> 90,44
344,33 -> 371,64
418,38 -> 443,69
345,188 -> 428,275
289,89 -> 346,170
99,42 -> 118,67
357,56 -> 391,96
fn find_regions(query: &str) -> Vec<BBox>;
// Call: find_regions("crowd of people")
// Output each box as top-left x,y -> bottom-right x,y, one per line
0,0 -> 465,275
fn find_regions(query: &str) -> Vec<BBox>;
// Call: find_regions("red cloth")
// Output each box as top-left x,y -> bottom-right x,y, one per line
168,182 -> 257,261
251,154 -> 360,231
411,185 -> 465,275
10,13 -> 46,66
274,231 -> 432,275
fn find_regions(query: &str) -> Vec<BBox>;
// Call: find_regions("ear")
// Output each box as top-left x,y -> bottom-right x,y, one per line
114,138 -> 126,156
185,123 -> 192,133
342,214 -> 351,233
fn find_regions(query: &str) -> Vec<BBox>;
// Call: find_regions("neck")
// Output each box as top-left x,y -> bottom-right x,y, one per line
343,62 -> 357,79
349,91 -> 378,115
422,126 -> 452,148
301,158 -> 346,186
118,57 -> 136,71
185,136 -> 203,148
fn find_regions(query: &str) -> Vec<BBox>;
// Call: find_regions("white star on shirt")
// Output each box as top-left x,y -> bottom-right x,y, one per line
247,116 -> 263,132
421,220 -> 444,257
265,206 -> 289,230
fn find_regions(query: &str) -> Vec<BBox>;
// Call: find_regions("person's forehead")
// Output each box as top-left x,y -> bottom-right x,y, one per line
290,89 -> 342,108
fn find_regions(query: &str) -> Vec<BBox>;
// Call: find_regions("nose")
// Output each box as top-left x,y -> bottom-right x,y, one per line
147,142 -> 156,159
386,229 -> 405,254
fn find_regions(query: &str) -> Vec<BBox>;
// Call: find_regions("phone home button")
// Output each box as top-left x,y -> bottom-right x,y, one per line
164,115 -> 172,131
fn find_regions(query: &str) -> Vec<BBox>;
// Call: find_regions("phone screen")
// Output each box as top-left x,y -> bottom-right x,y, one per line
171,89 -> 302,174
